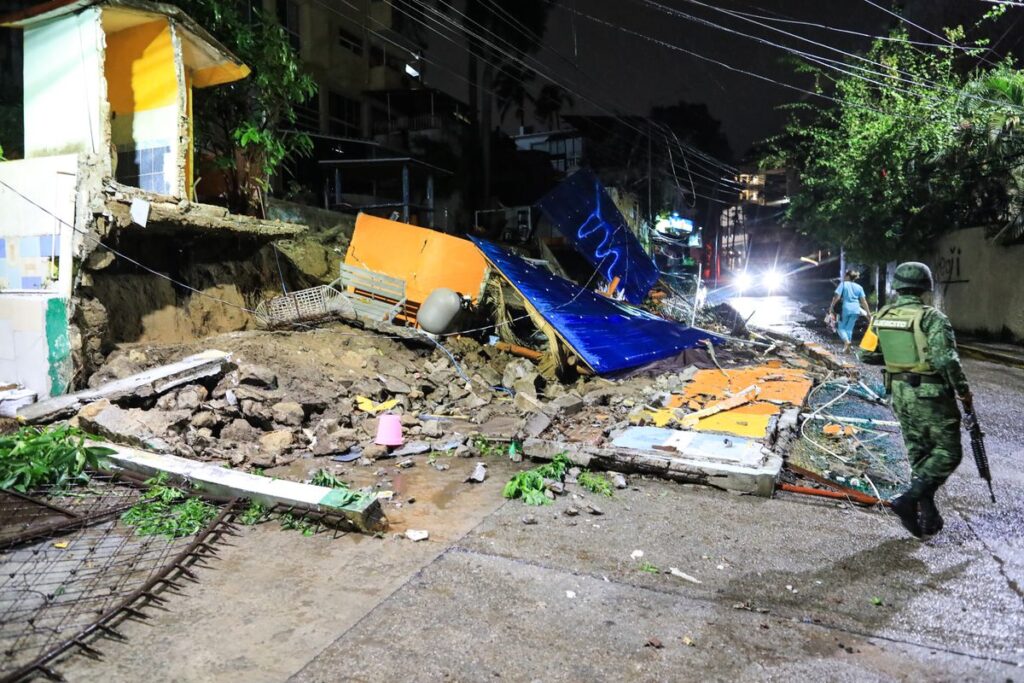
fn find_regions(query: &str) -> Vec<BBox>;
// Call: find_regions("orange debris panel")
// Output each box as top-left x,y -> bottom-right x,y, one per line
663,365 -> 815,439
344,214 -> 489,310
670,366 -> 813,406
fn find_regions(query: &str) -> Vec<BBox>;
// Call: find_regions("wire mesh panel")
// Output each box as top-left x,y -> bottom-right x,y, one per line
0,479 -> 235,682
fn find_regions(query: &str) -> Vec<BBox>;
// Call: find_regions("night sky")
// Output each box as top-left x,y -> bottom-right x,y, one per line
424,0 -> 1000,159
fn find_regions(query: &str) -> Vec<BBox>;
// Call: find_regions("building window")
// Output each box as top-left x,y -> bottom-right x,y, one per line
328,92 -> 362,137
278,0 -> 300,52
294,93 -> 320,132
337,26 -> 363,55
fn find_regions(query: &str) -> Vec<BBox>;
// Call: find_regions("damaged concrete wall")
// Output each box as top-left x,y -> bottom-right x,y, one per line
266,200 -> 356,285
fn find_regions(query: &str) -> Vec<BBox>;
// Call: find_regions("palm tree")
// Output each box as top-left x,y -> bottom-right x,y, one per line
533,84 -> 574,130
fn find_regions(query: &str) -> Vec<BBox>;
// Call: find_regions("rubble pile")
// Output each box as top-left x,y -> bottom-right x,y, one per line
51,319 -> 826,482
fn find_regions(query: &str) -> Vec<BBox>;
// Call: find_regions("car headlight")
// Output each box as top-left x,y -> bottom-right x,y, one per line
735,271 -> 753,293
764,269 -> 785,292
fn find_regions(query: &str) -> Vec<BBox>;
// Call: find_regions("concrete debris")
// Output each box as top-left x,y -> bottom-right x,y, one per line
668,568 -> 703,584
466,462 -> 488,483
20,350 -> 231,423
523,411 -> 552,438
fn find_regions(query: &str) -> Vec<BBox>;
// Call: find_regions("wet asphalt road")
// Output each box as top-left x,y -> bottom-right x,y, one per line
291,297 -> 1024,682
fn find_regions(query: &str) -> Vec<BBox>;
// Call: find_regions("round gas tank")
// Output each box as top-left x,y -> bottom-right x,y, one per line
418,288 -> 464,334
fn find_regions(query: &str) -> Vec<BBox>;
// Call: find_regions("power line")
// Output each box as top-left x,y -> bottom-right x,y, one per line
405,0 -> 739,176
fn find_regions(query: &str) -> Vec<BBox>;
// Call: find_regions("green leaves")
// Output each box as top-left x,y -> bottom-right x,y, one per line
577,471 -> 614,498
166,0 -> 317,215
771,25 -> 1024,261
121,474 -> 218,538
0,425 -> 113,492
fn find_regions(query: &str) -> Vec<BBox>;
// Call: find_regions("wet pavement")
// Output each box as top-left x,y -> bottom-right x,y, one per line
57,296 -> 1024,682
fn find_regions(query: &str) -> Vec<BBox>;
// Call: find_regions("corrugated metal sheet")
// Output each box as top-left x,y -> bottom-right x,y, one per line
537,168 -> 658,304
471,237 -> 719,374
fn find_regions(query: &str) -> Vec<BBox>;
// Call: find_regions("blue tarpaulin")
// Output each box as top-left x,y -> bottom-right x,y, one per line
471,238 -> 720,375
537,168 -> 659,304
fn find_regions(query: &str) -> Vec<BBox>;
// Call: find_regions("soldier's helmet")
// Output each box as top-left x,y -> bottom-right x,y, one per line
893,262 -> 934,292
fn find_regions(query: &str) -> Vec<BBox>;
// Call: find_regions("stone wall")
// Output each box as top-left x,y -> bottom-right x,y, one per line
929,227 -> 1024,341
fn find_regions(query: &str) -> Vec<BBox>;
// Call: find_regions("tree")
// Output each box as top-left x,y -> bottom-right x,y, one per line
769,22 -> 1024,263
533,84 -> 574,130
166,0 -> 316,216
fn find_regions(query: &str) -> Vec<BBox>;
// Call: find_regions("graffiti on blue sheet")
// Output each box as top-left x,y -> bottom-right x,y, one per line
537,168 -> 658,304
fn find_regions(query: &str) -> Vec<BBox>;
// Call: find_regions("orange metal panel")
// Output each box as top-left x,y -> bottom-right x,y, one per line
344,214 -> 488,308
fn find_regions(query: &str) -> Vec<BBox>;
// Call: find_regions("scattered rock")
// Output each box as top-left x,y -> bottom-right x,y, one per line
271,401 -> 305,426
259,429 -> 294,455
546,393 -> 584,416
421,420 -> 444,438
466,462 -> 488,483
543,478 -> 565,495
310,419 -> 358,456
190,411 -> 218,429
221,418 -> 260,442
564,506 -> 580,517
432,461 -> 450,471
646,637 -> 664,649
361,443 -> 389,460
379,374 -> 411,394
585,502 -> 604,516
405,529 -> 429,542
174,385 -> 208,411
396,458 -> 415,469
521,515 -> 538,525
238,363 -> 278,389
565,467 -> 581,484
610,472 -> 628,489
523,411 -> 552,438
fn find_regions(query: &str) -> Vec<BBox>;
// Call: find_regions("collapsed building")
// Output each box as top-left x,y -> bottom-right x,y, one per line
0,0 -> 305,400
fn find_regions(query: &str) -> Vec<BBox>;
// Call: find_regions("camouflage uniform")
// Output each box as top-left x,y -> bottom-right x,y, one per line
862,293 -> 969,486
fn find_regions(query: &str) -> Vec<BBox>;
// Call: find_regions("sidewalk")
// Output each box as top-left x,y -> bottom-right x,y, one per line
958,339 -> 1024,369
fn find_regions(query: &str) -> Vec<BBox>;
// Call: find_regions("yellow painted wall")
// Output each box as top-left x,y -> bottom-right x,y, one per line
104,19 -> 177,114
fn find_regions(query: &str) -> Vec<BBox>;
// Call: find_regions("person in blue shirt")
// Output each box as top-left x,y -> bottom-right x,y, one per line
829,269 -> 872,353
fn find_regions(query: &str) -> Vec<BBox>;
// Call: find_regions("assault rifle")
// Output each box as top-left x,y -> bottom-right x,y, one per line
963,407 -> 996,503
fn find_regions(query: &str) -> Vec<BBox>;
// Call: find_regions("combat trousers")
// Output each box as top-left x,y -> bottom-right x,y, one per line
890,380 -> 963,486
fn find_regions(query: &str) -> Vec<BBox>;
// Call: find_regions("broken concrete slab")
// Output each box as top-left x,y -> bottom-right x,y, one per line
77,399 -> 185,452
523,411 -> 553,438
97,443 -> 387,533
19,350 -> 232,424
523,432 -> 781,497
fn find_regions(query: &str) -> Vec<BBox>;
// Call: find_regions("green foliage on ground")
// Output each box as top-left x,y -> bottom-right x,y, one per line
768,13 -> 1024,261
309,468 -> 372,508
503,453 -> 572,506
164,0 -> 316,215
578,471 -> 614,497
238,501 -> 268,525
121,474 -> 218,538
0,425 -> 114,492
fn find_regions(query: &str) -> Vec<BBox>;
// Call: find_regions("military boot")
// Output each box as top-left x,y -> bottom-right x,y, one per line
889,477 -> 927,538
918,480 -> 944,537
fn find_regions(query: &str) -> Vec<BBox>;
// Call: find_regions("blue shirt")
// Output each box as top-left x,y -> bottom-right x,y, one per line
835,281 -> 865,315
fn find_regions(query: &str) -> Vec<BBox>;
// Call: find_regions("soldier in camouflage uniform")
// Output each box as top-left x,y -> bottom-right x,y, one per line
861,262 -> 973,538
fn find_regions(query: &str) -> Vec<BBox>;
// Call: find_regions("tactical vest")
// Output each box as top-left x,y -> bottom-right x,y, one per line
871,303 -> 937,374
